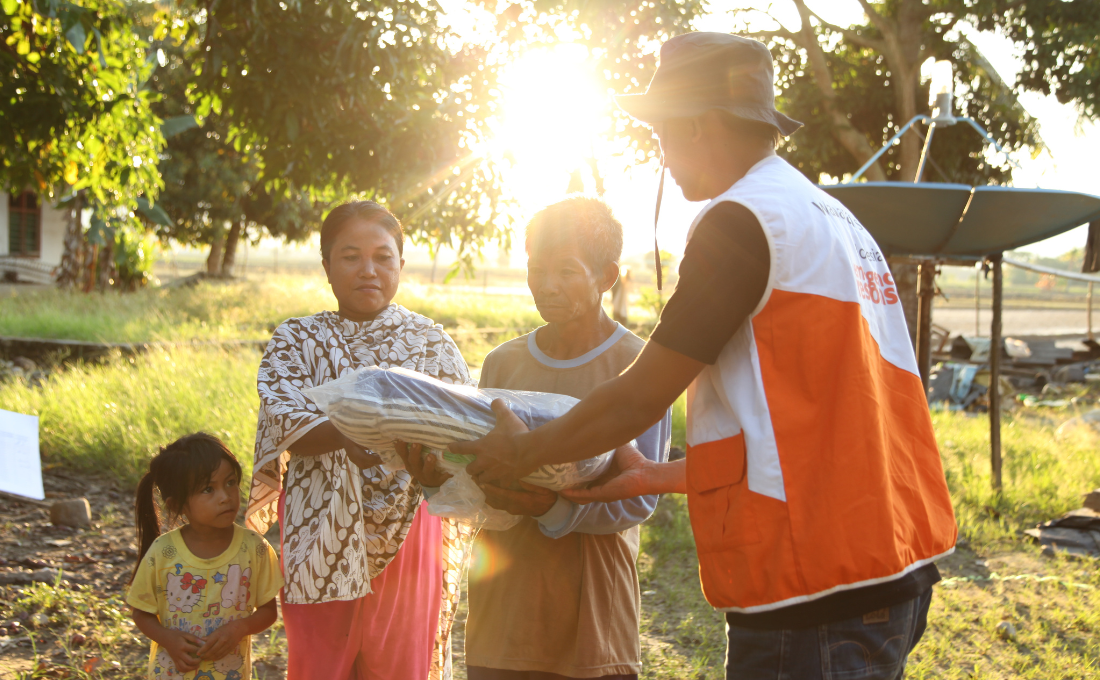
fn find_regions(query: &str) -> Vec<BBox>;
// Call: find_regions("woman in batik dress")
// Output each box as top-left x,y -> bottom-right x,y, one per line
245,201 -> 472,680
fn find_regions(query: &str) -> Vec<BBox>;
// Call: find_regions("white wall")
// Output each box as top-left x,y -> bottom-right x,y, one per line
39,203 -> 66,266
0,196 -> 8,257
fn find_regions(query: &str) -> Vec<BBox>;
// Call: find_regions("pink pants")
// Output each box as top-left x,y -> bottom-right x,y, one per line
279,493 -> 444,680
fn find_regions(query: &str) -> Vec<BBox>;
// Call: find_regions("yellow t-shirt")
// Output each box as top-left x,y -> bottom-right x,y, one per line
126,525 -> 283,680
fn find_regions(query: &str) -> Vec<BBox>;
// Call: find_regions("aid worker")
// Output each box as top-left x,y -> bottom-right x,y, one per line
451,32 -> 957,679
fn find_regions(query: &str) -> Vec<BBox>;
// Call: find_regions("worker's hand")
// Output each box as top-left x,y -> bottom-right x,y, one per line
560,444 -> 658,504
162,629 -> 204,673
450,400 -> 534,487
394,440 -> 452,488
481,480 -> 558,517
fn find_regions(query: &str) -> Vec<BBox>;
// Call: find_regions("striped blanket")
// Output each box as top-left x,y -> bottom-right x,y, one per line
306,366 -> 613,492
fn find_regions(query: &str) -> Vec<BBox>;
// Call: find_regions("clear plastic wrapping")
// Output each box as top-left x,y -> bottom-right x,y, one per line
305,366 -> 613,529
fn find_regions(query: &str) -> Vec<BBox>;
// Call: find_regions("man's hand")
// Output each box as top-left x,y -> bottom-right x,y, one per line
161,629 -> 204,672
196,619 -> 245,661
395,440 -> 451,488
481,481 -> 558,517
560,444 -> 674,504
450,400 -> 533,486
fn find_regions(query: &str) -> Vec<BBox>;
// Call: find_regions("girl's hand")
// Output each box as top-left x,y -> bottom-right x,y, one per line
395,440 -> 452,488
197,619 -> 246,661
163,629 -> 204,672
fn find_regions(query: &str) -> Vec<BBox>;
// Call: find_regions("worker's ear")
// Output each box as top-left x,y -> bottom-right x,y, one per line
689,115 -> 705,143
600,261 -> 620,294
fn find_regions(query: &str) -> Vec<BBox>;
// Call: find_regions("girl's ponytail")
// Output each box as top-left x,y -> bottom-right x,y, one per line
129,432 -> 242,583
132,468 -> 161,582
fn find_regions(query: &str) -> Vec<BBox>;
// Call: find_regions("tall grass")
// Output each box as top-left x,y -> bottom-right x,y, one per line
933,408 -> 1100,548
0,276 -> 544,346
0,347 -> 261,485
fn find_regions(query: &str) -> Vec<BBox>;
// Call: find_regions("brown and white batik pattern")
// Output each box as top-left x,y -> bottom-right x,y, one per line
246,306 -> 474,679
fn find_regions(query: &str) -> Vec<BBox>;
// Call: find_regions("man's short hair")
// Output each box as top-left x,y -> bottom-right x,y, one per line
718,111 -> 782,149
525,196 -> 624,271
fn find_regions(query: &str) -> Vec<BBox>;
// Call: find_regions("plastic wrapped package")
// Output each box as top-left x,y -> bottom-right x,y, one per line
305,366 -> 613,530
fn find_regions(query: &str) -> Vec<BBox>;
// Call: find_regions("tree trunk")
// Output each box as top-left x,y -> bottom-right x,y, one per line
56,191 -> 86,289
792,1 -> 888,181
207,223 -> 226,276
96,235 -> 115,292
220,220 -> 243,278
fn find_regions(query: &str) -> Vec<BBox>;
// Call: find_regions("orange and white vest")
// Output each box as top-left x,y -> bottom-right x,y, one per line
684,155 -> 957,613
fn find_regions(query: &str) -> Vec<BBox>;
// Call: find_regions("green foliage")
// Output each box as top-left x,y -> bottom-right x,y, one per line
143,21 -> 323,250
110,226 -> 156,289
987,0 -> 1100,122
0,0 -> 163,207
766,6 -> 1041,184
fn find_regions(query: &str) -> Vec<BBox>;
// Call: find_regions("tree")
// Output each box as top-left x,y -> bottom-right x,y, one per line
2,0 -> 165,290
144,29 -> 322,277
158,0 -> 705,276
733,0 -> 1097,341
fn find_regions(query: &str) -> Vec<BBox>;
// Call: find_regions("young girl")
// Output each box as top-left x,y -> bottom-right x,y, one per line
127,433 -> 283,680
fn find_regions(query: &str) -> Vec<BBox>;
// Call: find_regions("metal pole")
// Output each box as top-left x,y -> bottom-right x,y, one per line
848,115 -> 930,182
916,260 -> 936,388
915,124 -> 936,183
990,253 -> 1003,493
1089,282 -> 1095,341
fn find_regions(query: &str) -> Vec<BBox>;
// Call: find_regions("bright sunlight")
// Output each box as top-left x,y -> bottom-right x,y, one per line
490,43 -> 612,208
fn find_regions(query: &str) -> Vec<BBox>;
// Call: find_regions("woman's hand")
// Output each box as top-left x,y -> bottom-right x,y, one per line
196,620 -> 246,661
395,440 -> 452,488
481,481 -> 558,517
344,439 -> 382,471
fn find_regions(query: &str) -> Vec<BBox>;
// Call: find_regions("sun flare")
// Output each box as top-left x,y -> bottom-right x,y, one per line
490,44 -> 611,208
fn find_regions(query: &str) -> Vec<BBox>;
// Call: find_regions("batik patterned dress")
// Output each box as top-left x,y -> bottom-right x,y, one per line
245,305 -> 473,679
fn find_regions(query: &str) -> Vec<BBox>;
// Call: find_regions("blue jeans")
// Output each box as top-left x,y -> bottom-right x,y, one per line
725,589 -> 932,679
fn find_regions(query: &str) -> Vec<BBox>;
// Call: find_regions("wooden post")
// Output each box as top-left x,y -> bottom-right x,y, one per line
990,253 -> 1003,493
1088,282 -> 1094,341
916,260 -> 936,389
975,263 -> 981,336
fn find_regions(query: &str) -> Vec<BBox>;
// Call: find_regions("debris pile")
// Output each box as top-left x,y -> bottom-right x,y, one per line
1025,489 -> 1100,558
929,334 -> 1100,411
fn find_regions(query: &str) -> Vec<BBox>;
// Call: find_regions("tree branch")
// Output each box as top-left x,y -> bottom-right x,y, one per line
804,5 -> 885,50
742,28 -> 798,43
854,0 -> 892,37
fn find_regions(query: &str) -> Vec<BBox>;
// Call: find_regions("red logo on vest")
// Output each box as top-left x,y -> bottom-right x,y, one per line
853,265 -> 899,305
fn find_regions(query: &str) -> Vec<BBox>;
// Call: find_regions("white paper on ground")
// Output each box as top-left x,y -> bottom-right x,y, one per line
0,409 -> 43,500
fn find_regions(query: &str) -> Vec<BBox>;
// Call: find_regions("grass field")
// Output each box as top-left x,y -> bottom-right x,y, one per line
0,276 -> 547,346
4,279 -> 1100,677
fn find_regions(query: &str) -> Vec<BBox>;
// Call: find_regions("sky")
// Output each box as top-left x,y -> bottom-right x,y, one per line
441,0 -> 1100,267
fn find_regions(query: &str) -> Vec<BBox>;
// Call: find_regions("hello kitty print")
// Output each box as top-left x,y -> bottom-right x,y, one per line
126,526 -> 283,680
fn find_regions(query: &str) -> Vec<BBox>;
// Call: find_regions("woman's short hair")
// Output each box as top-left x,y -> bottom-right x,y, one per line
320,201 -> 404,261
525,196 -> 623,271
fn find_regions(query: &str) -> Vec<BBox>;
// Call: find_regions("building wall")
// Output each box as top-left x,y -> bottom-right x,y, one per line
39,204 -> 66,266
0,197 -> 9,257
0,192 -> 66,265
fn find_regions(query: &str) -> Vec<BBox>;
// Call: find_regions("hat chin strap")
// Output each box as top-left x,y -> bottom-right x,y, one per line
653,157 -> 666,292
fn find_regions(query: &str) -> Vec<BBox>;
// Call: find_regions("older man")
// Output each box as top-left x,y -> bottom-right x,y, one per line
406,196 -> 670,679
453,33 -> 957,680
